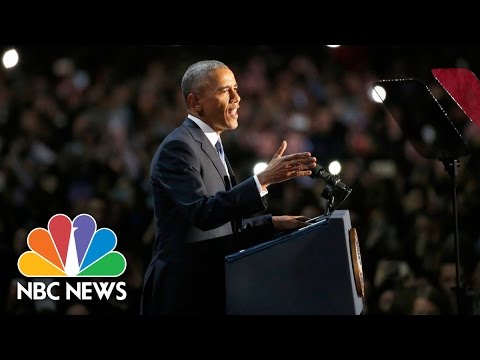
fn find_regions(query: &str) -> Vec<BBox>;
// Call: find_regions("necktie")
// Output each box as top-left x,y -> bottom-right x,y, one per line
215,139 -> 229,175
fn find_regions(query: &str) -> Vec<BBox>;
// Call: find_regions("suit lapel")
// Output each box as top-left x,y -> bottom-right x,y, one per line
183,118 -> 241,234
183,118 -> 229,188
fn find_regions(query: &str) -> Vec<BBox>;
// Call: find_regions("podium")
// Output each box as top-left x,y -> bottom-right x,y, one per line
225,210 -> 364,315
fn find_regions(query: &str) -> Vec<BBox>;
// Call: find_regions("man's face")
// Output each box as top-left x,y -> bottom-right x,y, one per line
196,68 -> 240,133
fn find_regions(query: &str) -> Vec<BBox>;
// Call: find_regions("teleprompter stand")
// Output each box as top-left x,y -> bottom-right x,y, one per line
374,78 -> 472,314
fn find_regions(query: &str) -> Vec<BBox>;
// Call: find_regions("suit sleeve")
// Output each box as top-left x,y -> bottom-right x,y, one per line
153,139 -> 268,231
218,214 -> 274,251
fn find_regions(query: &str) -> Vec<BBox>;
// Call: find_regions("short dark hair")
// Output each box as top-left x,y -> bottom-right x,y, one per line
181,60 -> 228,101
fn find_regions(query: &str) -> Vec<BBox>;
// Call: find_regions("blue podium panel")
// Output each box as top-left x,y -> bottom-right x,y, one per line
225,210 -> 364,315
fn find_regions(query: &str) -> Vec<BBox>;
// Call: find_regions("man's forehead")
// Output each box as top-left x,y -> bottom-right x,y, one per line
206,69 -> 237,88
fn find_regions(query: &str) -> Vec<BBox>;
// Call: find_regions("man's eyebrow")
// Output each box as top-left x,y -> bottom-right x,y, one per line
217,84 -> 238,91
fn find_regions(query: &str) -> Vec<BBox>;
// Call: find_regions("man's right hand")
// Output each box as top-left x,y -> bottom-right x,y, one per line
256,140 -> 317,190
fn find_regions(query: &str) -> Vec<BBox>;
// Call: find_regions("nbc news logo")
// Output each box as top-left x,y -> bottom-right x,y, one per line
16,214 -> 127,301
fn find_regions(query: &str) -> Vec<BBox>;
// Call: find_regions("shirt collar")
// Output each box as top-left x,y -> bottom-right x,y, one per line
188,114 -> 221,147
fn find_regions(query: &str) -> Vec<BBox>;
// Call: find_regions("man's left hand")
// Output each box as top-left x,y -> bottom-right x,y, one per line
272,215 -> 310,232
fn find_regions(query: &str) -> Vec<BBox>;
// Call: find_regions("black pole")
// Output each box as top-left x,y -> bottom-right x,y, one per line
443,158 -> 471,315
451,159 -> 462,313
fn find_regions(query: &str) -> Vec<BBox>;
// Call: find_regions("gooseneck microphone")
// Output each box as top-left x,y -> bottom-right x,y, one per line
309,164 -> 350,192
309,163 -> 352,216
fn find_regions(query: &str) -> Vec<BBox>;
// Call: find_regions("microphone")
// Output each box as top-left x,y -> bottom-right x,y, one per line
309,164 -> 350,192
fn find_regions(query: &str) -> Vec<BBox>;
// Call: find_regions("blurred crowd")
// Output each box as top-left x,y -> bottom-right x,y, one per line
2,45 -> 480,315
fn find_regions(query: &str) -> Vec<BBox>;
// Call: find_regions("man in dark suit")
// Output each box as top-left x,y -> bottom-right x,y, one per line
141,60 -> 317,315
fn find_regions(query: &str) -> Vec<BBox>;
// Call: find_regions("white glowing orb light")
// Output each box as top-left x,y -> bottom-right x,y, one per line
2,49 -> 19,69
253,162 -> 268,175
326,45 -> 341,48
372,85 -> 386,103
328,160 -> 342,175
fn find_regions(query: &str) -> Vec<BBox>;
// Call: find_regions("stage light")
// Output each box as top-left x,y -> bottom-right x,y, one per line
371,85 -> 386,103
328,160 -> 341,175
2,48 -> 19,69
253,162 -> 268,175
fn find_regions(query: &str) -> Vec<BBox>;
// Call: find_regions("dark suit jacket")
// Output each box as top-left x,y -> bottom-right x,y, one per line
141,118 -> 273,315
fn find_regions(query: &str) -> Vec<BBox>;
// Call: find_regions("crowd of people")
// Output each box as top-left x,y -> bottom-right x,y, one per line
2,45 -> 480,315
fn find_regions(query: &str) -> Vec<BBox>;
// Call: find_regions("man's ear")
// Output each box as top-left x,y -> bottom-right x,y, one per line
187,93 -> 201,113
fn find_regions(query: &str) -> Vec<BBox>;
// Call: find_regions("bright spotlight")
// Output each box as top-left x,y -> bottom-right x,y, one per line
253,162 -> 268,175
328,160 -> 342,175
2,49 -> 19,69
326,45 -> 341,48
372,85 -> 386,103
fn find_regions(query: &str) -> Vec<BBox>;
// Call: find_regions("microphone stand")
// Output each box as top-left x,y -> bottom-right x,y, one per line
322,184 -> 335,217
321,181 -> 352,218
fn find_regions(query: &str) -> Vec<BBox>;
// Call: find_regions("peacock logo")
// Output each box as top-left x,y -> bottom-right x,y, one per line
17,213 -> 126,277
